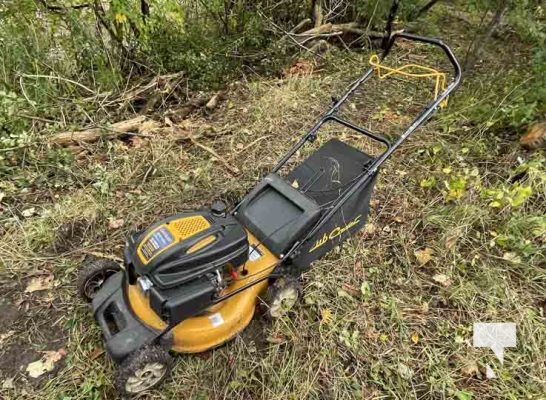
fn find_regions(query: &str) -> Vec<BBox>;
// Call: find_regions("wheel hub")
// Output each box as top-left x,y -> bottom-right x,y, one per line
125,362 -> 167,393
84,269 -> 118,299
270,287 -> 298,318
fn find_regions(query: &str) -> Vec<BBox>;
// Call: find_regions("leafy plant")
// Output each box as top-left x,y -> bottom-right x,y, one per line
491,214 -> 546,258
0,91 -> 33,173
443,175 -> 468,201
481,184 -> 533,208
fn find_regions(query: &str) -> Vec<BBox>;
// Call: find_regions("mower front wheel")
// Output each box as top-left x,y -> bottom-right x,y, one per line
263,276 -> 301,320
77,257 -> 121,302
116,346 -> 172,396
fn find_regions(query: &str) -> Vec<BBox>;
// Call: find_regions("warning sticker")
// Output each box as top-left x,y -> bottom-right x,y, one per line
248,245 -> 262,262
209,312 -> 224,328
141,227 -> 174,261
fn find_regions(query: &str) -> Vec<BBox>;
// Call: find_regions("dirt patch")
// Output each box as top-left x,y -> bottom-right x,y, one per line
0,298 -> 20,327
0,298 -> 35,380
239,312 -> 272,352
53,217 -> 94,253
0,340 -> 41,381
0,296 -> 67,386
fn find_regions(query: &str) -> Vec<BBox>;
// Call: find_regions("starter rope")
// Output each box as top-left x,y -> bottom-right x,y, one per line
369,54 -> 449,108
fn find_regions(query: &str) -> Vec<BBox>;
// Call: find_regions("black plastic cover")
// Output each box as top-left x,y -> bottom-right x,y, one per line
149,274 -> 217,326
92,272 -> 161,364
235,173 -> 321,257
125,211 -> 248,290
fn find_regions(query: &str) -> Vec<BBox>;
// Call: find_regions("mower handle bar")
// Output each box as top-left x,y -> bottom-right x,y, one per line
270,32 -> 461,174
272,33 -> 462,259
384,32 -> 462,81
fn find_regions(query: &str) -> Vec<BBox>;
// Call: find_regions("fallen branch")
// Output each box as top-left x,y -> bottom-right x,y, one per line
233,135 -> 272,155
290,22 -> 385,46
163,117 -> 238,175
311,0 -> 323,27
190,137 -> 240,176
49,116 -> 147,146
290,18 -> 312,34
295,22 -> 378,38
165,117 -> 214,140
299,31 -> 343,46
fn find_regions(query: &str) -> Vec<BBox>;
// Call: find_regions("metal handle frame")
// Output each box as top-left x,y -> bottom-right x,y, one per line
276,33 -> 462,258
273,32 -> 461,174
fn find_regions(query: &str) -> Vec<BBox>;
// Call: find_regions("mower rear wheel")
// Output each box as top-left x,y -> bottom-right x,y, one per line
263,276 -> 301,320
77,258 -> 121,302
116,346 -> 172,396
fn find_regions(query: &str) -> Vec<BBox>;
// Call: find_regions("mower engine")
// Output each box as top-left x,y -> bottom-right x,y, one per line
124,206 -> 249,326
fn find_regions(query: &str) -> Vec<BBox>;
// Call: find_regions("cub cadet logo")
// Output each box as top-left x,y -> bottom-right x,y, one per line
309,214 -> 362,253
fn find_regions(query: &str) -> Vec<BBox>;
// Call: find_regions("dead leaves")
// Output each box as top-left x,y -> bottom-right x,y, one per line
21,207 -> 37,218
205,90 -> 225,111
397,363 -> 414,380
2,377 -> 15,389
363,222 -> 376,236
0,330 -> 15,345
432,273 -> 453,287
129,135 -> 147,149
266,334 -> 286,344
414,247 -> 434,265
502,252 -> 522,264
445,227 -> 463,250
413,247 -> 453,287
340,282 -> 360,298
520,121 -> 546,150
284,59 -> 316,77
89,347 -> 105,361
24,274 -> 55,293
107,217 -> 124,230
320,308 -> 333,325
26,348 -> 66,378
461,362 -> 480,377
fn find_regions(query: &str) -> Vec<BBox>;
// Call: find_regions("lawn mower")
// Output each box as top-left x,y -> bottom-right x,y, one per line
77,33 -> 461,396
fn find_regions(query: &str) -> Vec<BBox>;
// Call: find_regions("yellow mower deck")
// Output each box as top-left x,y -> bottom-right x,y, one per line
127,231 -> 278,353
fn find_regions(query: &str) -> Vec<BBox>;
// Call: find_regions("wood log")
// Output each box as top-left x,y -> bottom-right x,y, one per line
49,116 -> 147,146
292,22 -> 385,46
297,22 -> 334,36
205,91 -> 226,112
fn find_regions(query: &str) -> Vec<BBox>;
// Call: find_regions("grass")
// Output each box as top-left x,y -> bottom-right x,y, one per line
1,4 -> 545,400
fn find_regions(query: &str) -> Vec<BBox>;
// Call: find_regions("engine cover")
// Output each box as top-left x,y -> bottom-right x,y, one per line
125,210 -> 249,290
